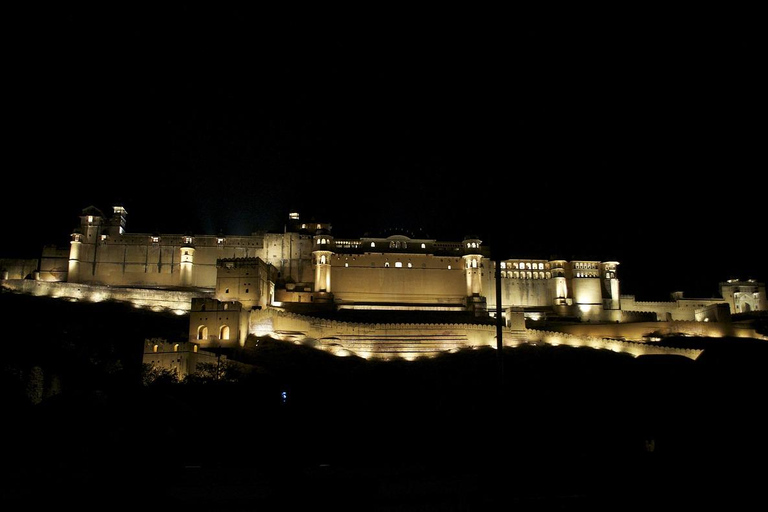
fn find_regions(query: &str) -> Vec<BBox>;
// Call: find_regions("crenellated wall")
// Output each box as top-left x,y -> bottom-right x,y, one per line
0,258 -> 39,280
245,308 -> 703,360
1,279 -> 211,313
620,295 -> 731,321
551,320 -> 767,342
524,329 -> 704,359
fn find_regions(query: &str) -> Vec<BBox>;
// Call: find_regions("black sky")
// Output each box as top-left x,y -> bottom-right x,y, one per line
2,6 -> 764,300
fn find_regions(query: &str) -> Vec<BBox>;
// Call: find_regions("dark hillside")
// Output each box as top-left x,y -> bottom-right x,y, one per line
0,290 -> 188,396
2,290 -> 765,509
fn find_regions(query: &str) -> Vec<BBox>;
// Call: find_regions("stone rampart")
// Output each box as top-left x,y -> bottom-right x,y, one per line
525,328 -> 703,360
247,308 -> 702,360
554,320 -> 767,342
1,279 -> 211,313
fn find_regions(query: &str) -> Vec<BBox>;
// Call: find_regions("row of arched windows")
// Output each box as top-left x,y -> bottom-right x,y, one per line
501,261 -> 547,270
368,241 -> 428,249
337,261 -> 458,269
196,325 -> 230,340
151,343 -> 199,353
384,261 -> 413,268
501,271 -> 551,280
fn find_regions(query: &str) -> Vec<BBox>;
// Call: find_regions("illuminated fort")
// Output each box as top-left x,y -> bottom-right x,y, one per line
2,205 -> 766,367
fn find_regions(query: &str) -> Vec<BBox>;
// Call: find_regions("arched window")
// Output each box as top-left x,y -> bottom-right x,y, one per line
395,261 -> 402,268
197,326 -> 208,340
220,325 -> 230,340
370,242 -> 376,248
320,255 -> 326,264
384,261 -> 390,268
173,343 -> 179,352
153,344 -> 158,353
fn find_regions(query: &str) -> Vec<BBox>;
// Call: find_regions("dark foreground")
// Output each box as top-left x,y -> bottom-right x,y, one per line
1,293 -> 766,510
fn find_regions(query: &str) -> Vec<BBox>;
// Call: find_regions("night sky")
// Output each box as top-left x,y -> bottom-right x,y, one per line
2,6 -> 763,300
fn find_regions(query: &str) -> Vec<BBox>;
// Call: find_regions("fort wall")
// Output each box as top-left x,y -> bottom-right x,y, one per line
246,308 -> 703,360
143,339 -> 222,379
525,329 -> 704,359
620,295 -> 728,321
1,279 -> 211,312
552,320 -> 767,342
330,257 -> 467,305
0,258 -> 39,280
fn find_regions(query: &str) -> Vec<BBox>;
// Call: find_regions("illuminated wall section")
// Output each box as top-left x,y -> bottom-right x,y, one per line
329,253 -> 466,305
180,244 -> 195,287
487,259 -> 554,310
312,235 -> 334,293
570,261 -> 603,306
67,232 -> 83,283
60,204 -> 284,290
462,238 -> 484,297
214,257 -> 275,310
189,298 -> 245,348
37,246 -> 69,281
264,232 -> 315,286
602,261 -> 620,310
720,279 -> 767,313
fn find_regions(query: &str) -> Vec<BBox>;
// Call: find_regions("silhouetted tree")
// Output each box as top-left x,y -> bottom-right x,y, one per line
140,363 -> 179,386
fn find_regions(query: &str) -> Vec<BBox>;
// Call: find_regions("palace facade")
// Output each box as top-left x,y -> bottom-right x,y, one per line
2,204 -> 766,365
